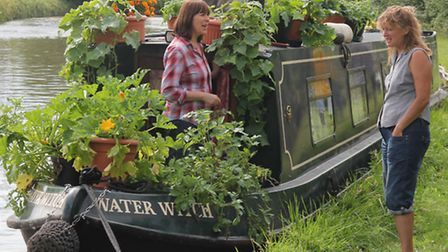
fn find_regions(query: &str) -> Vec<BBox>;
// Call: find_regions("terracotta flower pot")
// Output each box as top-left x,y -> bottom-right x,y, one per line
89,137 -> 139,172
202,19 -> 221,45
95,16 -> 147,45
323,14 -> 346,24
273,19 -> 303,47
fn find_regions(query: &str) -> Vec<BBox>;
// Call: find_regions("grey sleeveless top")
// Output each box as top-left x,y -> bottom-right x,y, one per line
378,47 -> 431,128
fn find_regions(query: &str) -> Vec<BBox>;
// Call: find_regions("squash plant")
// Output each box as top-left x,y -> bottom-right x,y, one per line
0,99 -> 66,215
162,110 -> 272,240
59,0 -> 142,84
207,1 -> 275,144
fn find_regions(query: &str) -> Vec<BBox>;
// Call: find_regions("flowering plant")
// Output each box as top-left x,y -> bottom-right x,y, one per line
112,0 -> 158,17
59,69 -> 174,176
0,70 -> 176,214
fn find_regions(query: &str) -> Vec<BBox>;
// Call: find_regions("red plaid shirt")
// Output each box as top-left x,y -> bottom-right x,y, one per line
161,36 -> 212,122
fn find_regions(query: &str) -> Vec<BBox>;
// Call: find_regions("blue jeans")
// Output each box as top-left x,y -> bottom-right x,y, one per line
379,118 -> 430,215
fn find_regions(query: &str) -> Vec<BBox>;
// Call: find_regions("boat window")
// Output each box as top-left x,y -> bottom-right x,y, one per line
348,67 -> 369,126
307,75 -> 334,144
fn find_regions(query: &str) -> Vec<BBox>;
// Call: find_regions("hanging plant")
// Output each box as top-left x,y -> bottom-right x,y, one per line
207,1 -> 275,145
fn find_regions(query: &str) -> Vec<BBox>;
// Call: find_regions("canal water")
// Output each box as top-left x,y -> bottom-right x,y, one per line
0,16 -> 165,251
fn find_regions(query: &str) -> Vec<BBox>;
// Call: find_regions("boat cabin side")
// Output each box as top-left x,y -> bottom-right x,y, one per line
124,30 -> 440,184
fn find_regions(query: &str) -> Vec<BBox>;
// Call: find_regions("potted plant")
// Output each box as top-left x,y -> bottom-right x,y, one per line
207,1 -> 275,144
265,0 -> 336,47
340,0 -> 375,42
321,0 -> 345,23
0,70 -> 175,213
59,0 -> 157,83
160,110 -> 272,239
58,70 -> 174,181
160,0 -> 183,29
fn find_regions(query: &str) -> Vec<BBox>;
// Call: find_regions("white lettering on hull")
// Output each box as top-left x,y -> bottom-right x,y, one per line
28,190 -> 215,219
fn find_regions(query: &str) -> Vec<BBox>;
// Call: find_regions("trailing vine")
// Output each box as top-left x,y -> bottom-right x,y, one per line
207,1 -> 275,145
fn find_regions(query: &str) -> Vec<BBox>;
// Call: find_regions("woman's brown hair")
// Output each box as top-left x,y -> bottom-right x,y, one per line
174,0 -> 210,41
377,6 -> 431,64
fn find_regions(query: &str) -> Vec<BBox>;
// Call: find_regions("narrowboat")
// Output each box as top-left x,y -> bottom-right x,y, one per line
7,26 -> 447,252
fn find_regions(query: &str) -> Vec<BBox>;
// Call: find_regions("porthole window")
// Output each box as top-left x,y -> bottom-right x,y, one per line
307,75 -> 334,144
348,68 -> 369,126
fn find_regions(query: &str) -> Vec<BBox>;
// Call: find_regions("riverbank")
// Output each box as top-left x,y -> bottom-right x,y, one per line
0,0 -> 79,23
264,99 -> 448,251
438,33 -> 448,67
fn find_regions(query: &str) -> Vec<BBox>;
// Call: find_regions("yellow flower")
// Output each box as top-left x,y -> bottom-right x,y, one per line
118,91 -> 126,102
100,119 -> 116,133
16,173 -> 34,192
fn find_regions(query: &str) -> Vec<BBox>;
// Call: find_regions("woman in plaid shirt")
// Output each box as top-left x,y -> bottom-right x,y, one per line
161,0 -> 221,124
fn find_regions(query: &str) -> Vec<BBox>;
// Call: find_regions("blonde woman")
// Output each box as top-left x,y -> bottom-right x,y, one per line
377,6 -> 432,252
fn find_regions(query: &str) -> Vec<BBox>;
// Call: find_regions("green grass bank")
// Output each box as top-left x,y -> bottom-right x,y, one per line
437,33 -> 448,67
264,99 -> 448,251
0,0 -> 79,23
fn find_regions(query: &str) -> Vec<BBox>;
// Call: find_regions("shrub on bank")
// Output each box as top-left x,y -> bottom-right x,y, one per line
0,0 -> 78,23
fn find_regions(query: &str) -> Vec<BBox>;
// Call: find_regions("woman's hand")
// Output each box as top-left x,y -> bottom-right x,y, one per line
391,127 -> 403,137
203,93 -> 221,109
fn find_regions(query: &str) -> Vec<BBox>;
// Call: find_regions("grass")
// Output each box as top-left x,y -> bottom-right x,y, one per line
263,100 -> 448,251
437,32 -> 448,68
263,31 -> 448,252
0,0 -> 77,23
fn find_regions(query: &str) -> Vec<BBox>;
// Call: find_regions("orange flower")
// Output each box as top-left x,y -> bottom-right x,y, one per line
129,1 -> 135,6
112,3 -> 119,12
100,119 -> 116,133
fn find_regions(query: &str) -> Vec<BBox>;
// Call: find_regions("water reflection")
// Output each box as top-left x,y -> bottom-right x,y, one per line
0,17 -> 67,252
0,16 -> 166,251
0,39 -> 67,109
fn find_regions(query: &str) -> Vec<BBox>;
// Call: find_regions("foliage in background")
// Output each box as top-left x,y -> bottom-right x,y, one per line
207,1 -> 275,145
160,0 -> 183,22
0,0 -> 77,23
265,0 -> 336,47
340,0 -> 376,41
372,0 -> 448,33
437,33 -> 448,68
264,100 -> 448,251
